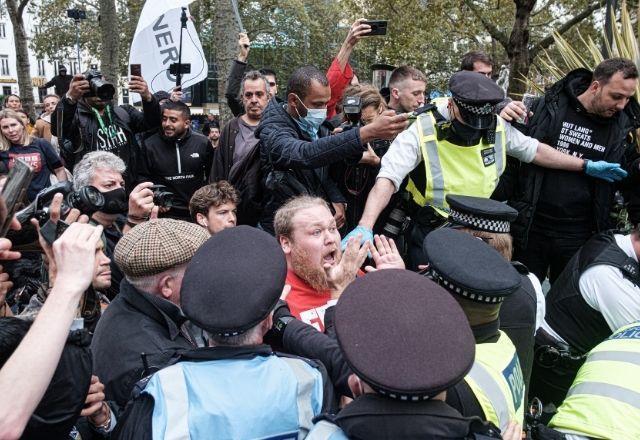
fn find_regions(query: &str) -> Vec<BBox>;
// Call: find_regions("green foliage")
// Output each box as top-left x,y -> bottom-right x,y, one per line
29,0 -> 143,75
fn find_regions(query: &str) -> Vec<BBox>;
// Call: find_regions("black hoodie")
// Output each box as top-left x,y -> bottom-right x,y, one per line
139,128 -> 213,218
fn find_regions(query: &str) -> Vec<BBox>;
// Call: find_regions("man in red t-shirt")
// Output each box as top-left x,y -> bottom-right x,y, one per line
274,195 -> 404,331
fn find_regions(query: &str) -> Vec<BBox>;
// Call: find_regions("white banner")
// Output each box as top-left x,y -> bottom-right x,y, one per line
128,0 -> 207,100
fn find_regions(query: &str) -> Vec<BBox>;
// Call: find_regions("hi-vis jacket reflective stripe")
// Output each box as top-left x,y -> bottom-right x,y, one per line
406,104 -> 506,217
143,356 -> 324,440
550,321 -> 640,439
464,331 -> 525,431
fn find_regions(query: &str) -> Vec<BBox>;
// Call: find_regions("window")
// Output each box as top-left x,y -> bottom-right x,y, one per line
0,23 -> 6,39
37,59 -> 45,76
2,86 -> 11,97
0,56 -> 9,76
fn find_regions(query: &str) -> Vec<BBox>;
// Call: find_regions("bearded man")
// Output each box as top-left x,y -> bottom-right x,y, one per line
274,196 -> 404,331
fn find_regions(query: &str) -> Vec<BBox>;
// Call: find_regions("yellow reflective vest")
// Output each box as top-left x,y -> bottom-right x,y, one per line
406,103 -> 506,217
464,331 -> 525,431
550,321 -> 640,439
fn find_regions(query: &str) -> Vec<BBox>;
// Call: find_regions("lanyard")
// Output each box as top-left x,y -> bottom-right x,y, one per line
91,106 -> 116,139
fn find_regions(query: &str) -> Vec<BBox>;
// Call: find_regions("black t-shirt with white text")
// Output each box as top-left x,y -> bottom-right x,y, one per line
535,101 -> 613,234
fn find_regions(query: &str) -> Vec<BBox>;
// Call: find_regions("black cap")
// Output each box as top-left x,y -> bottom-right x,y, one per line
449,71 -> 504,129
153,90 -> 171,102
58,64 -> 67,71
446,194 -> 518,233
423,228 -> 520,304
181,226 -> 287,336
335,270 -> 475,400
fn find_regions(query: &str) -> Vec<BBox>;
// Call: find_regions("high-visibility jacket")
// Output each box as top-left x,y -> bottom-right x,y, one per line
550,321 -> 640,440
143,355 -> 325,439
464,331 -> 525,431
406,104 -> 506,216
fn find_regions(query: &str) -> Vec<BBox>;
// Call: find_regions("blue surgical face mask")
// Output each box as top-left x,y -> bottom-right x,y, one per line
293,94 -> 327,141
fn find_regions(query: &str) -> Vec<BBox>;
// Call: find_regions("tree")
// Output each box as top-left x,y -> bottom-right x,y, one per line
98,0 -> 119,87
5,0 -> 34,117
213,0 -> 238,124
30,0 -> 143,79
461,0 -> 602,97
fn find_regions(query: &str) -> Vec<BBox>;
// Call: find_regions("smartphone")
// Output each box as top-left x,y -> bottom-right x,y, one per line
363,20 -> 388,36
0,159 -> 33,237
130,64 -> 142,77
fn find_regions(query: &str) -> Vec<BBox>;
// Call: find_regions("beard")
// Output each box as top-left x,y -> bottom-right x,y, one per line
290,245 -> 340,292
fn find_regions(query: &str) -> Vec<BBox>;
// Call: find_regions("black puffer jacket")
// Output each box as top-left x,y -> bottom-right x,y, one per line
495,68 -> 640,246
52,97 -> 161,190
256,99 -> 365,233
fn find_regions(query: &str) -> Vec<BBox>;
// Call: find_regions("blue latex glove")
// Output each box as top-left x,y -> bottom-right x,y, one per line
341,225 -> 374,250
585,160 -> 628,182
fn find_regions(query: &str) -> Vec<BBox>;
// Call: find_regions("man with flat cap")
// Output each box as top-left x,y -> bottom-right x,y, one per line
445,194 -> 544,397
91,219 -> 210,407
306,269 -> 520,439
343,70 -> 628,269
424,228 -> 526,433
112,226 -> 334,439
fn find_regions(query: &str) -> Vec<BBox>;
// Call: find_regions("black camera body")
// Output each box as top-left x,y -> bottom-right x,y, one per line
15,182 -> 105,227
343,96 -> 362,125
66,8 -> 86,20
151,184 -> 176,208
83,65 -> 115,101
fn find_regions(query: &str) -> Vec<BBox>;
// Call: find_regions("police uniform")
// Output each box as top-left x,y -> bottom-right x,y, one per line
374,71 -> 539,269
530,230 -> 640,408
306,270 -> 503,440
112,226 -> 332,440
424,228 -> 526,431
445,194 -> 543,399
549,321 -> 640,439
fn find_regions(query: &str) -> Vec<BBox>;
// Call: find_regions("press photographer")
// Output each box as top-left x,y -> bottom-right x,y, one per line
52,65 -> 161,191
330,85 -> 392,232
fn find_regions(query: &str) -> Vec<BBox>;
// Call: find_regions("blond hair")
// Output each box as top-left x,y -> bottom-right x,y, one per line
458,228 -> 513,261
274,196 -> 329,239
0,109 -> 33,151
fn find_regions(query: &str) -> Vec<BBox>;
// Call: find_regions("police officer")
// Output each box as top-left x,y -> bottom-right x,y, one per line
424,228 -> 526,432
343,71 -> 628,269
530,227 -> 640,408
306,269 -> 511,439
547,321 -> 640,439
445,194 -> 544,396
112,226 -> 333,439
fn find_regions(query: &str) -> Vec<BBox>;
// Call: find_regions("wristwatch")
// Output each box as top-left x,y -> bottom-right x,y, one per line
273,316 -> 295,334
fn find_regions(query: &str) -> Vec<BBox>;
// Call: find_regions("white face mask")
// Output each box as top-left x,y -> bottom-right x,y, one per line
293,94 -> 327,140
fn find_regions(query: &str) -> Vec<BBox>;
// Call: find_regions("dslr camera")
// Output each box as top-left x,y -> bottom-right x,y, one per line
16,182 -> 105,227
151,184 -> 176,208
8,182 -> 106,247
83,65 -> 115,101
342,96 -> 362,127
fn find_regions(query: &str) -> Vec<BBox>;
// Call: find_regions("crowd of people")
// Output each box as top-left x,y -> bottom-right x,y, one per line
0,18 -> 639,440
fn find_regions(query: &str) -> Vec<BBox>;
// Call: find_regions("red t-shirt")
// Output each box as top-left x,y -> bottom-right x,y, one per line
285,270 -> 335,332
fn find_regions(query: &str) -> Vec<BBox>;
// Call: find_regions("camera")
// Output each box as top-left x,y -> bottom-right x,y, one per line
66,8 -> 86,20
151,184 -> 176,208
342,96 -> 362,125
382,206 -> 408,238
83,65 -> 115,101
15,182 -> 105,228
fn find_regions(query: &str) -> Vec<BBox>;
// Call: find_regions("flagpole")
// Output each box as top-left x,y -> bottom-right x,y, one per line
176,7 -> 188,87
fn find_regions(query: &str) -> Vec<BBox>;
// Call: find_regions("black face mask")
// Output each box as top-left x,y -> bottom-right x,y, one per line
450,119 -> 482,144
100,188 -> 127,214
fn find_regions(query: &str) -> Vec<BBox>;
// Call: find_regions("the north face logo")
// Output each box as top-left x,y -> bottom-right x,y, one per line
190,152 -> 200,158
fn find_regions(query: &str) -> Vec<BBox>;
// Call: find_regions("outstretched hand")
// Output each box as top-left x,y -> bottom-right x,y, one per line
326,235 -> 368,299
365,234 -> 405,272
